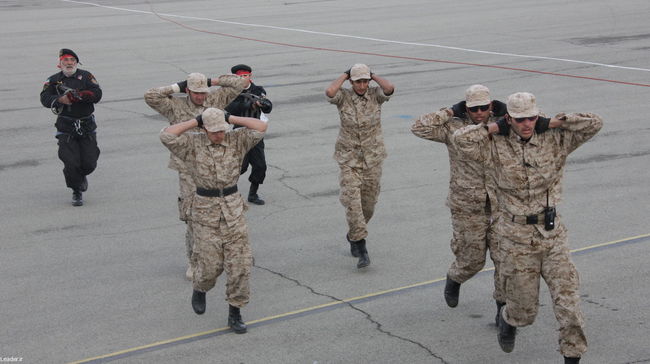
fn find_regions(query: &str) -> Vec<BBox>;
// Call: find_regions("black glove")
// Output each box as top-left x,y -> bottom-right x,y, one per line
224,111 -> 230,124
535,116 -> 550,134
450,101 -> 467,119
496,118 -> 510,135
195,114 -> 203,128
207,78 -> 212,87
177,80 -> 188,93
344,69 -> 351,78
491,100 -> 507,117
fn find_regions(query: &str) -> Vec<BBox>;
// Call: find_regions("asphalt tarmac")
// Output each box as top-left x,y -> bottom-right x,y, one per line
1,1 -> 649,363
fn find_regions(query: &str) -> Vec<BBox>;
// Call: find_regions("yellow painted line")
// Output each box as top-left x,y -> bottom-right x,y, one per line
571,232 -> 650,253
70,233 -> 649,364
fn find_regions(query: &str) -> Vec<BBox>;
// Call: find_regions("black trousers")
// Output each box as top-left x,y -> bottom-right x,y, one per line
240,139 -> 266,185
56,133 -> 100,190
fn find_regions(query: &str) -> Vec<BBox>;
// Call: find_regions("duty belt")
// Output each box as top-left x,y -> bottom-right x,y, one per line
507,212 -> 545,225
196,185 -> 238,197
58,115 -> 95,135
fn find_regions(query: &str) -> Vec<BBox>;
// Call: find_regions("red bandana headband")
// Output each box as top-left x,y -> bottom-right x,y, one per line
235,70 -> 251,76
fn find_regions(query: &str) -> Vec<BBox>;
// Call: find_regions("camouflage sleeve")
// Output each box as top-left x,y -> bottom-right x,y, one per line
239,129 -> 265,153
206,75 -> 248,109
560,112 -> 603,155
371,86 -> 391,104
327,88 -> 344,105
451,123 -> 491,162
144,85 -> 177,119
411,108 -> 453,143
160,129 -> 194,163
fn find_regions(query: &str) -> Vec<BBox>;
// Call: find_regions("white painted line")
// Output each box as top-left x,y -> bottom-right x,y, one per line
62,0 -> 650,73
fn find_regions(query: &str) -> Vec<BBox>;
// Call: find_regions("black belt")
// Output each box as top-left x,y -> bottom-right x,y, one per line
196,185 -> 238,197
507,212 -> 545,225
58,115 -> 94,122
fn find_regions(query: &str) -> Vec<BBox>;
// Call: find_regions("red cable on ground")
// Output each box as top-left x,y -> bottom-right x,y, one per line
152,9 -> 650,88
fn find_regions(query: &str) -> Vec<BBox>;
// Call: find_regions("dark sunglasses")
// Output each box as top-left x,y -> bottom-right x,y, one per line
512,115 -> 538,123
467,104 -> 490,112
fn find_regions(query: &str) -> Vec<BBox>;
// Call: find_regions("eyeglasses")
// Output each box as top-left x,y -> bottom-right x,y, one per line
467,104 -> 490,112
512,115 -> 538,123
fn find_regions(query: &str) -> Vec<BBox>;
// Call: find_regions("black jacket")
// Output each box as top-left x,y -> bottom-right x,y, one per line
41,69 -> 102,129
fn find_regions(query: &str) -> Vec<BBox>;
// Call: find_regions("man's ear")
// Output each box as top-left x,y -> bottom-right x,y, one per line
505,114 -> 513,126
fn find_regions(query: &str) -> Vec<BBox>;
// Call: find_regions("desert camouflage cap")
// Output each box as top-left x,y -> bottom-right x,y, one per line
465,84 -> 491,107
350,64 -> 371,81
507,92 -> 540,118
187,73 -> 210,93
202,108 -> 228,133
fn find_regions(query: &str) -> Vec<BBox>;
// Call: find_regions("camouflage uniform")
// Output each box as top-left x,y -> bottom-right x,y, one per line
328,86 -> 391,241
145,75 -> 246,259
452,112 -> 603,357
411,109 -> 505,302
160,127 -> 264,307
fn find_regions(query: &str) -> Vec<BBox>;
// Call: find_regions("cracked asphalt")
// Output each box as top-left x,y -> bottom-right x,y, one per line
1,1 -> 649,363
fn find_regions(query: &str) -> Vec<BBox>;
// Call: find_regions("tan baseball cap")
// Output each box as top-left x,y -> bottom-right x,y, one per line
350,64 -> 371,81
506,92 -> 540,118
465,84 -> 491,107
202,108 -> 228,132
187,73 -> 210,93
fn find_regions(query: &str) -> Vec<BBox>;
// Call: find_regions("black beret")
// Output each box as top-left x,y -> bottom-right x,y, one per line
231,64 -> 252,74
59,48 -> 80,63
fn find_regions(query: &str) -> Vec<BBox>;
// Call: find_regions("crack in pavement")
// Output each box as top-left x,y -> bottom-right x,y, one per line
268,163 -> 312,201
255,264 -> 449,363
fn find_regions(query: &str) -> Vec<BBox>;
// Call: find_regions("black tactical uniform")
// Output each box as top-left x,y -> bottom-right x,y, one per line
225,64 -> 272,205
40,49 -> 102,206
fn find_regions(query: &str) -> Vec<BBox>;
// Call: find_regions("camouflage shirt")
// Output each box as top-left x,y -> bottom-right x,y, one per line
452,113 -> 603,242
160,128 -> 264,227
145,75 -> 247,172
328,86 -> 391,168
411,109 -> 501,214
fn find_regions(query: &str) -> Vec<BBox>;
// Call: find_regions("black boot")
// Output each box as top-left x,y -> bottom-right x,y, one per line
80,176 -> 88,192
444,276 -> 461,307
497,305 -> 516,353
72,190 -> 83,207
564,357 -> 580,364
248,183 -> 265,205
346,234 -> 360,257
191,290 -> 206,315
356,239 -> 370,269
495,301 -> 506,326
228,305 -> 247,334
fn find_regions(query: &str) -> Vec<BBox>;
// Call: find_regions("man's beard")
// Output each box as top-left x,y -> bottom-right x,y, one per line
62,65 -> 77,77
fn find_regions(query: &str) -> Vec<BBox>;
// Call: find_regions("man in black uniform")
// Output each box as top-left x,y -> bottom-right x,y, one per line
40,48 -> 102,206
225,64 -> 272,205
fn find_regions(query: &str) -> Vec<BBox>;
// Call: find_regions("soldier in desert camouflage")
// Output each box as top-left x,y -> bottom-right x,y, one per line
325,64 -> 395,269
452,92 -> 602,364
160,107 -> 267,334
411,85 -> 507,322
145,72 -> 247,280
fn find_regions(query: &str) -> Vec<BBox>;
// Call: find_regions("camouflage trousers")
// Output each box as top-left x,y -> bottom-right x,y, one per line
338,164 -> 382,242
190,217 -> 252,308
447,210 -> 505,303
500,223 -> 587,358
179,172 -> 195,260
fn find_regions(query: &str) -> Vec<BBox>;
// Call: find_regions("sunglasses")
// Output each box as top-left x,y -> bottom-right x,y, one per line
467,104 -> 490,112
512,115 -> 538,123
